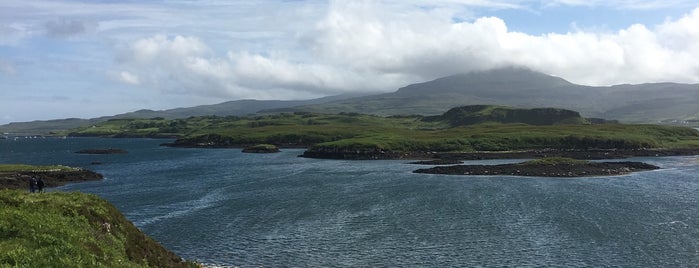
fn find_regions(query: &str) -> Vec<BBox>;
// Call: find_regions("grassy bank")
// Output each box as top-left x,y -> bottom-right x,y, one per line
0,190 -> 198,267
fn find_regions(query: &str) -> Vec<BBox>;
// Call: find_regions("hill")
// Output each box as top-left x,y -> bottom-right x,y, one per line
0,190 -> 197,267
423,105 -> 588,126
67,105 -> 699,159
0,95 -> 360,135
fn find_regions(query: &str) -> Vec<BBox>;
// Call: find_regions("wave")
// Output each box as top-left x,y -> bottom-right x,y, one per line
133,188 -> 228,227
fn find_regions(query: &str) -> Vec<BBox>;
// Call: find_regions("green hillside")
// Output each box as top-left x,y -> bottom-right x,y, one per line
0,190 -> 198,267
67,106 -> 699,159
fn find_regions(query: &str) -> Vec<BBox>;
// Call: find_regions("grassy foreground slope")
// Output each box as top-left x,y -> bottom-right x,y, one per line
0,190 -> 198,267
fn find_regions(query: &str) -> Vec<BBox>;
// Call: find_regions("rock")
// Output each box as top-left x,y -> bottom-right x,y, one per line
242,144 -> 281,153
75,148 -> 128,154
408,159 -> 463,165
413,160 -> 660,177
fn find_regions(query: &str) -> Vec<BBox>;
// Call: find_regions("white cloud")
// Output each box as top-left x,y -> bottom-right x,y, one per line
543,0 -> 698,9
113,2 -> 699,103
306,2 -> 699,86
116,71 -> 139,85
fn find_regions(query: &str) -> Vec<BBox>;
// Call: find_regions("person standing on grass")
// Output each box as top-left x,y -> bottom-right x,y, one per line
37,178 -> 45,193
29,176 -> 37,193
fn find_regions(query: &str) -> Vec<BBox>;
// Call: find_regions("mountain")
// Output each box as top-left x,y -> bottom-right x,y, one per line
264,68 -> 699,124
4,67 -> 699,135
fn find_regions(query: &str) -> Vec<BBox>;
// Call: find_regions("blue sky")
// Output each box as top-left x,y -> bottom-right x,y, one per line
1,0 -> 698,124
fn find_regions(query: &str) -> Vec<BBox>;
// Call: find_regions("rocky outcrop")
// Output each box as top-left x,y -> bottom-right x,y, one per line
0,169 -> 103,190
414,161 -> 660,177
75,148 -> 128,154
242,144 -> 281,153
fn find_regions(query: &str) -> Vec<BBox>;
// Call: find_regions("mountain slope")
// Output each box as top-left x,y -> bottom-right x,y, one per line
265,68 -> 699,124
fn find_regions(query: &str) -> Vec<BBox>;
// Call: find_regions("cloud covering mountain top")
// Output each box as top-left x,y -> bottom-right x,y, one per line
1,0 -> 698,123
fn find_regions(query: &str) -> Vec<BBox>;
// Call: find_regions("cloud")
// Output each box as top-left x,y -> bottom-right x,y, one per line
0,23 -> 29,45
542,0 -> 698,9
114,71 -> 139,85
115,2 -> 699,103
45,19 -> 98,38
117,34 -> 408,100
0,59 -> 16,76
307,1 -> 699,86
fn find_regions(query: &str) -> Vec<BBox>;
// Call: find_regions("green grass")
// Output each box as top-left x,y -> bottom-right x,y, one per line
68,110 -> 699,153
0,164 -> 78,173
520,157 -> 589,166
0,190 -> 198,268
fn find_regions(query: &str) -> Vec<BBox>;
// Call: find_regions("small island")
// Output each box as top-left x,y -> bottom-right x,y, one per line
242,144 -> 281,153
0,164 -> 103,190
413,157 -> 660,177
75,148 -> 128,154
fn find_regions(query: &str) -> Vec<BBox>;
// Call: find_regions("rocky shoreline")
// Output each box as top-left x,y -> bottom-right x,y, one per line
432,148 -> 699,160
301,148 -> 699,160
75,148 -> 128,154
414,161 -> 660,177
0,169 -> 103,190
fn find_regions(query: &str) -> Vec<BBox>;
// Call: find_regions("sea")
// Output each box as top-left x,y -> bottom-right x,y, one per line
2,137 -> 699,267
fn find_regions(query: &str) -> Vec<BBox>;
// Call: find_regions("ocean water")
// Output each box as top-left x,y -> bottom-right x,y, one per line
3,137 -> 699,267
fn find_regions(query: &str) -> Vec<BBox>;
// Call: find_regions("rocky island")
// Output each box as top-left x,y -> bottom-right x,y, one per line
75,148 -> 129,154
242,144 -> 281,153
413,157 -> 660,177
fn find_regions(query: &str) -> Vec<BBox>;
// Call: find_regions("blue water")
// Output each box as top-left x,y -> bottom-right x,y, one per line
3,137 -> 699,267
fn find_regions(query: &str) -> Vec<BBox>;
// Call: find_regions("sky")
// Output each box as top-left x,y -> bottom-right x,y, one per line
1,0 -> 699,124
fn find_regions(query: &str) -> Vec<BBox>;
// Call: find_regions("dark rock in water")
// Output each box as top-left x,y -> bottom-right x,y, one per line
75,148 -> 128,154
90,161 -> 103,165
242,144 -> 280,153
414,160 -> 660,177
409,159 -> 463,165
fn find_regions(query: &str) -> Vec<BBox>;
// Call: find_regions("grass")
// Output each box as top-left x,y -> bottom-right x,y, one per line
68,109 -> 699,153
0,164 -> 79,173
520,157 -> 589,166
0,190 -> 198,268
